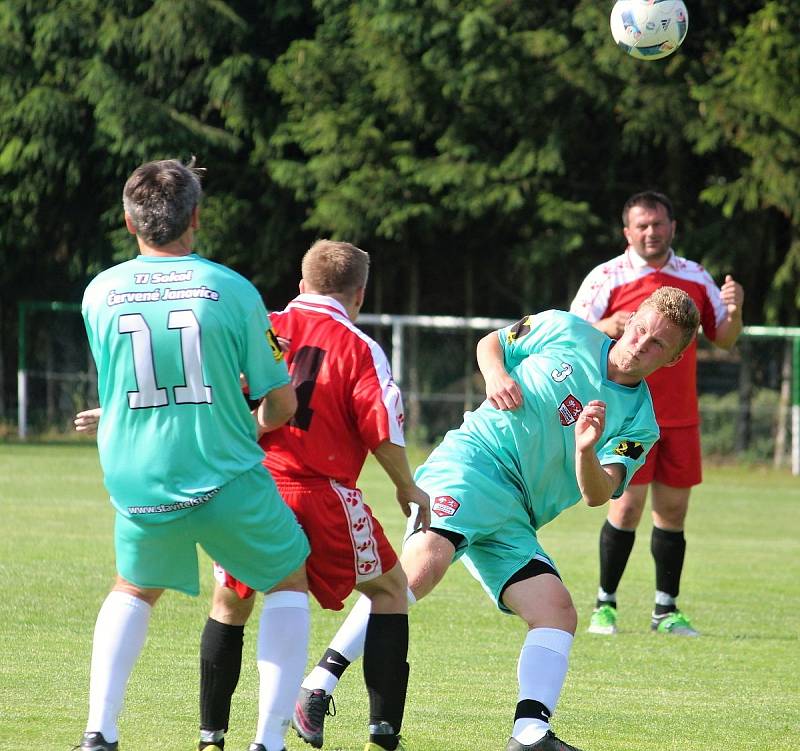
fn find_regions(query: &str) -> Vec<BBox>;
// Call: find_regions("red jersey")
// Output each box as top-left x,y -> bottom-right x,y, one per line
262,294 -> 405,486
570,248 -> 727,427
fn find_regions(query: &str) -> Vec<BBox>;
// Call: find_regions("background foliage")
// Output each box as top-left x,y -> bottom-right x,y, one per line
1,0 -> 798,414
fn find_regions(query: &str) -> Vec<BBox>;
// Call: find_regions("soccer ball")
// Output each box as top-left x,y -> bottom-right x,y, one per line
610,0 -> 689,61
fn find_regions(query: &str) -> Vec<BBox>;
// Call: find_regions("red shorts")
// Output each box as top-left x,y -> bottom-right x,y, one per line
630,424 -> 702,488
214,478 -> 398,610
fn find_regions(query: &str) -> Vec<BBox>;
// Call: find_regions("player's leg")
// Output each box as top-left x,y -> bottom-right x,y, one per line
588,449 -> 653,635
197,466 -> 311,751
79,502 -> 205,750
295,529 -> 455,750
81,577 -> 163,751
356,562 -> 410,751
198,580 -> 257,750
648,425 -> 701,636
251,564 -> 310,751
502,567 -> 583,751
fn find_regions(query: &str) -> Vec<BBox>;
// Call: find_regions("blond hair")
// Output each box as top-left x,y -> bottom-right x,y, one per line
637,286 -> 700,354
301,239 -> 369,295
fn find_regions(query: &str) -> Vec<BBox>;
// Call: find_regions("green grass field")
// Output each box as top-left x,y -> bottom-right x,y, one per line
1,443 -> 798,751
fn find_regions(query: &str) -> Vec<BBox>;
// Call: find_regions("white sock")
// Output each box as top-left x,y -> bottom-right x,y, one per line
254,591 -> 310,751
597,587 -> 617,603
302,588 -> 416,694
512,628 -> 573,745
655,590 -> 677,608
86,591 -> 152,742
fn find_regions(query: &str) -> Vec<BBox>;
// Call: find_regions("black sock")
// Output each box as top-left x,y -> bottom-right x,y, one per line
364,613 -> 409,749
317,648 -> 351,681
200,618 -> 245,737
651,526 -> 686,614
597,520 -> 636,607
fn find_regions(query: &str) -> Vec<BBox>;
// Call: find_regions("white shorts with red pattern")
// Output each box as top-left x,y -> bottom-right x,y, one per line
214,477 -> 398,610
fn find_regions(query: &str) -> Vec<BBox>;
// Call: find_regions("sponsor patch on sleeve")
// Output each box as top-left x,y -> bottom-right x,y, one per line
266,328 -> 283,362
613,440 -> 644,460
506,315 -> 533,344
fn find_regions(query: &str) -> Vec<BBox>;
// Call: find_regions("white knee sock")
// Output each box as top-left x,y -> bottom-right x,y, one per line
512,628 -> 573,745
254,591 -> 310,751
302,588 -> 416,694
86,590 -> 152,742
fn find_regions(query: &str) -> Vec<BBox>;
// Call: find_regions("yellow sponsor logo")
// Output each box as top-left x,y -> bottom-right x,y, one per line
614,440 -> 644,460
266,328 -> 283,362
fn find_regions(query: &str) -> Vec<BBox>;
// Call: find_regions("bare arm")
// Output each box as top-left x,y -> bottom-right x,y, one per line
713,274 -> 744,350
371,440 -> 431,532
574,400 -> 625,507
255,383 -> 297,435
476,330 -> 523,410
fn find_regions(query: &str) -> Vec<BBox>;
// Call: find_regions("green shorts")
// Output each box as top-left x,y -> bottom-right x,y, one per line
412,451 -> 557,613
114,464 -> 309,595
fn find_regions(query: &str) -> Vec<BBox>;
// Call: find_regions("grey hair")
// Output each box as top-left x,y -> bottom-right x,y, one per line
122,158 -> 203,246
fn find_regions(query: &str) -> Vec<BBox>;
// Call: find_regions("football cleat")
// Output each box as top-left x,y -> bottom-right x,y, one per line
364,738 -> 406,751
292,687 -> 335,748
247,745 -> 285,751
587,603 -> 618,635
506,730 -> 584,751
75,732 -> 119,751
651,610 -> 699,636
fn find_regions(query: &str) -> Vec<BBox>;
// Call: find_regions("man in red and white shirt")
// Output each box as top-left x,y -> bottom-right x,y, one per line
570,191 -> 744,637
201,240 -> 430,751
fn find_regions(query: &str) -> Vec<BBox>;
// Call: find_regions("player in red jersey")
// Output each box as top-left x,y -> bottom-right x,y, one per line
570,190 -> 744,637
201,240 -> 430,751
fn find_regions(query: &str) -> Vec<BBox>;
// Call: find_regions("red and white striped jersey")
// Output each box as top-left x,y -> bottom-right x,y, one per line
570,248 -> 728,427
261,293 -> 405,486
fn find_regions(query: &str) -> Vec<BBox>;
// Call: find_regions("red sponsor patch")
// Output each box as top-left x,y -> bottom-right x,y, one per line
432,495 -> 460,518
558,394 -> 583,426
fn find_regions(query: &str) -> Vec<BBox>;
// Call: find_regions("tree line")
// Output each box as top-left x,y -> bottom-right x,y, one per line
1,0 -> 798,416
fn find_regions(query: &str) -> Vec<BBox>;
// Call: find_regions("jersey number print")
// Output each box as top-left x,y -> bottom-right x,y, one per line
289,345 -> 326,431
119,310 -> 212,408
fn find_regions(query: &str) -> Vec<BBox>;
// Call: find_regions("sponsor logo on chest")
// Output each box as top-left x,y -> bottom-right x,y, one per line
558,394 -> 584,426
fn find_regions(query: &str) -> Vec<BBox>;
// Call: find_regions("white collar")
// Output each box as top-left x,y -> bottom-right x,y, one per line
289,292 -> 349,318
626,246 -> 678,271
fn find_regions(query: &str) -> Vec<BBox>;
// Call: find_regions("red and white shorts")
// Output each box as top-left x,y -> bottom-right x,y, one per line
214,477 -> 398,610
630,424 -> 702,488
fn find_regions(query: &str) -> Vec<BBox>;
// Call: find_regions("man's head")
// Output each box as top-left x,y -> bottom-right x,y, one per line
123,159 -> 203,247
622,190 -> 676,267
610,287 -> 700,383
300,239 -> 370,305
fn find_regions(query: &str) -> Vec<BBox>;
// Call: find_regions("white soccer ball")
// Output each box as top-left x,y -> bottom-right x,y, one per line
610,0 -> 689,61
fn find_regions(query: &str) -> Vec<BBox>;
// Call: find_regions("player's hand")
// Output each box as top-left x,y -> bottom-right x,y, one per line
720,274 -> 744,316
575,400 -> 606,452
485,370 -> 523,410
74,407 -> 102,436
602,311 -> 630,339
397,483 -> 431,532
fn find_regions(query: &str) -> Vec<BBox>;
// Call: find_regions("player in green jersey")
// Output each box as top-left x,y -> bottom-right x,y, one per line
76,159 -> 310,751
290,287 -> 700,751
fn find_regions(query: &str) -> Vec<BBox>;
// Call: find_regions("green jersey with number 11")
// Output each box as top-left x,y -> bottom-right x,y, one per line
82,253 -> 289,521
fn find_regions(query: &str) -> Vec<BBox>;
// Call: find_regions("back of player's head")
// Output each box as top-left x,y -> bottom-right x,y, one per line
637,286 -> 700,354
123,158 -> 203,246
301,239 -> 370,296
622,190 -> 674,226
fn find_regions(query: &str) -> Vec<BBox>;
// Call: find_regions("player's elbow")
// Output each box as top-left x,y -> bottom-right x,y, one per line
583,492 -> 611,508
260,384 -> 297,429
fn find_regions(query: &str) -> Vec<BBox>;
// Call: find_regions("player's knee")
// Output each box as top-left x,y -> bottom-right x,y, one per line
210,583 -> 256,625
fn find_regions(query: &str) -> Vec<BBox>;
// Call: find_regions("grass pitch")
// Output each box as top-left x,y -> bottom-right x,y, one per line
1,442 -> 798,750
